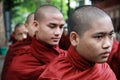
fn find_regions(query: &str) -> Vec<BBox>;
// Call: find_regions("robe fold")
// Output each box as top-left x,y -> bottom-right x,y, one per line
107,39 -> 120,79
39,45 -> 117,80
10,32 -> 17,44
1,34 -> 32,80
4,37 -> 64,80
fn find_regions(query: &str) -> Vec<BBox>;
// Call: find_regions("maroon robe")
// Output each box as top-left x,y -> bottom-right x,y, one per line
59,34 -> 71,50
39,45 -> 116,80
1,34 -> 32,80
10,32 -> 17,44
107,39 -> 120,79
4,37 -> 64,80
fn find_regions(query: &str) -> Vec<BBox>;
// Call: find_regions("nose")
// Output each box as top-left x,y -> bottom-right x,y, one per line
54,27 -> 62,36
22,33 -> 27,39
102,37 -> 113,49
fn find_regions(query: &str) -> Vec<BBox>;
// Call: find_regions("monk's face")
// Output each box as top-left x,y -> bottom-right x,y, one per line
15,25 -> 28,41
71,17 -> 115,63
35,12 -> 65,46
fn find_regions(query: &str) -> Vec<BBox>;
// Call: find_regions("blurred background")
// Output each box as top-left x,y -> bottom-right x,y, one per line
0,0 -> 120,79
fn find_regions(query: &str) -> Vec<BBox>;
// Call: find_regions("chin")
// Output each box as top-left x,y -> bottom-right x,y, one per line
52,42 -> 59,45
50,43 -> 58,46
97,59 -> 108,63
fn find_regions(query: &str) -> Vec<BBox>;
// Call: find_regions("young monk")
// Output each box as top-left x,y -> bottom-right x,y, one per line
9,23 -> 27,44
14,23 -> 28,41
1,13 -> 35,80
39,5 -> 117,80
4,5 -> 65,80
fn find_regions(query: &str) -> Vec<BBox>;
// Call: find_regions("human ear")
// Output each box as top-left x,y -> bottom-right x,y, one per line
70,31 -> 80,47
33,20 -> 39,31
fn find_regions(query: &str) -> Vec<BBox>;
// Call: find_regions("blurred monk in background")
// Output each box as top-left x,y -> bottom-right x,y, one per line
1,13 -> 35,80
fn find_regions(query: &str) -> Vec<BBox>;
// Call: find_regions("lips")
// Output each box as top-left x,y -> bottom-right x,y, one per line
102,51 -> 111,58
51,37 -> 60,42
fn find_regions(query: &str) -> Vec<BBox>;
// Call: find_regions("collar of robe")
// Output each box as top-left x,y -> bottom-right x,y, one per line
107,39 -> 119,62
67,45 -> 95,71
31,36 -> 60,63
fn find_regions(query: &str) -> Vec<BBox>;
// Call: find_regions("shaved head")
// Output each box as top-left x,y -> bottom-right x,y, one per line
14,23 -> 25,32
25,13 -> 34,24
34,5 -> 63,22
69,5 -> 112,36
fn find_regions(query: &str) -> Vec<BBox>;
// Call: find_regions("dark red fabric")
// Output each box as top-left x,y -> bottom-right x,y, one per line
4,37 -> 64,80
107,39 -> 120,80
10,32 -> 17,44
59,34 -> 71,50
39,45 -> 117,80
1,34 -> 32,80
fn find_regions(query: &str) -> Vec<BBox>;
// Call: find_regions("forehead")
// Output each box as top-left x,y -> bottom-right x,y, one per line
15,25 -> 26,32
84,17 -> 114,35
42,12 -> 64,21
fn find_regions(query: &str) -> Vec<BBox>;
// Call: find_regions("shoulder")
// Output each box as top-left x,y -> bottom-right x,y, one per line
39,51 -> 70,77
94,63 -> 116,79
9,49 -> 40,74
9,45 -> 38,69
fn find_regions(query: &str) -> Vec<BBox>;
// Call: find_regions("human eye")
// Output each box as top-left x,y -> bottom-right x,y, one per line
48,24 -> 55,28
109,32 -> 114,36
109,32 -> 115,38
95,36 -> 103,39
47,23 -> 55,28
93,34 -> 104,40
24,31 -> 28,35
18,33 -> 22,36
60,25 -> 64,29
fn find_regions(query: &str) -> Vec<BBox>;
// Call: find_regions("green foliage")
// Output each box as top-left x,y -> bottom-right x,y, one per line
11,0 -> 37,26
10,0 -> 68,28
50,0 -> 68,19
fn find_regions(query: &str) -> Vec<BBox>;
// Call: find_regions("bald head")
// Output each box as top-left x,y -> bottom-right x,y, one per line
14,23 -> 27,41
25,13 -> 34,24
34,5 -> 63,21
69,5 -> 112,36
15,23 -> 25,32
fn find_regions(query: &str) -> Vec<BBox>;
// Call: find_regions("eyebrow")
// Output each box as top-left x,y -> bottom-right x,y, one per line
49,22 -> 65,26
95,30 -> 114,35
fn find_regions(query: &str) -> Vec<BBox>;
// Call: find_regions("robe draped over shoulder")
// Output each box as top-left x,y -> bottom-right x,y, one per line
39,45 -> 117,80
1,34 -> 32,80
3,37 -> 64,80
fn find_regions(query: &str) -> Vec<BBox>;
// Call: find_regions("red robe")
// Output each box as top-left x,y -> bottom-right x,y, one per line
10,32 -> 17,44
107,39 -> 120,79
1,34 -> 32,80
39,45 -> 117,80
59,34 -> 71,50
4,37 -> 64,80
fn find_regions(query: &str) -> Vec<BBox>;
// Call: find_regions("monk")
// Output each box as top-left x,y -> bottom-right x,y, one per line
1,14 -> 35,80
4,5 -> 65,80
39,5 -> 117,80
14,23 -> 27,41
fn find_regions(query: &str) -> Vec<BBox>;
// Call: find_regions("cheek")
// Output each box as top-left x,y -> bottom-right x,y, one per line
82,41 -> 99,56
86,41 -> 100,52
